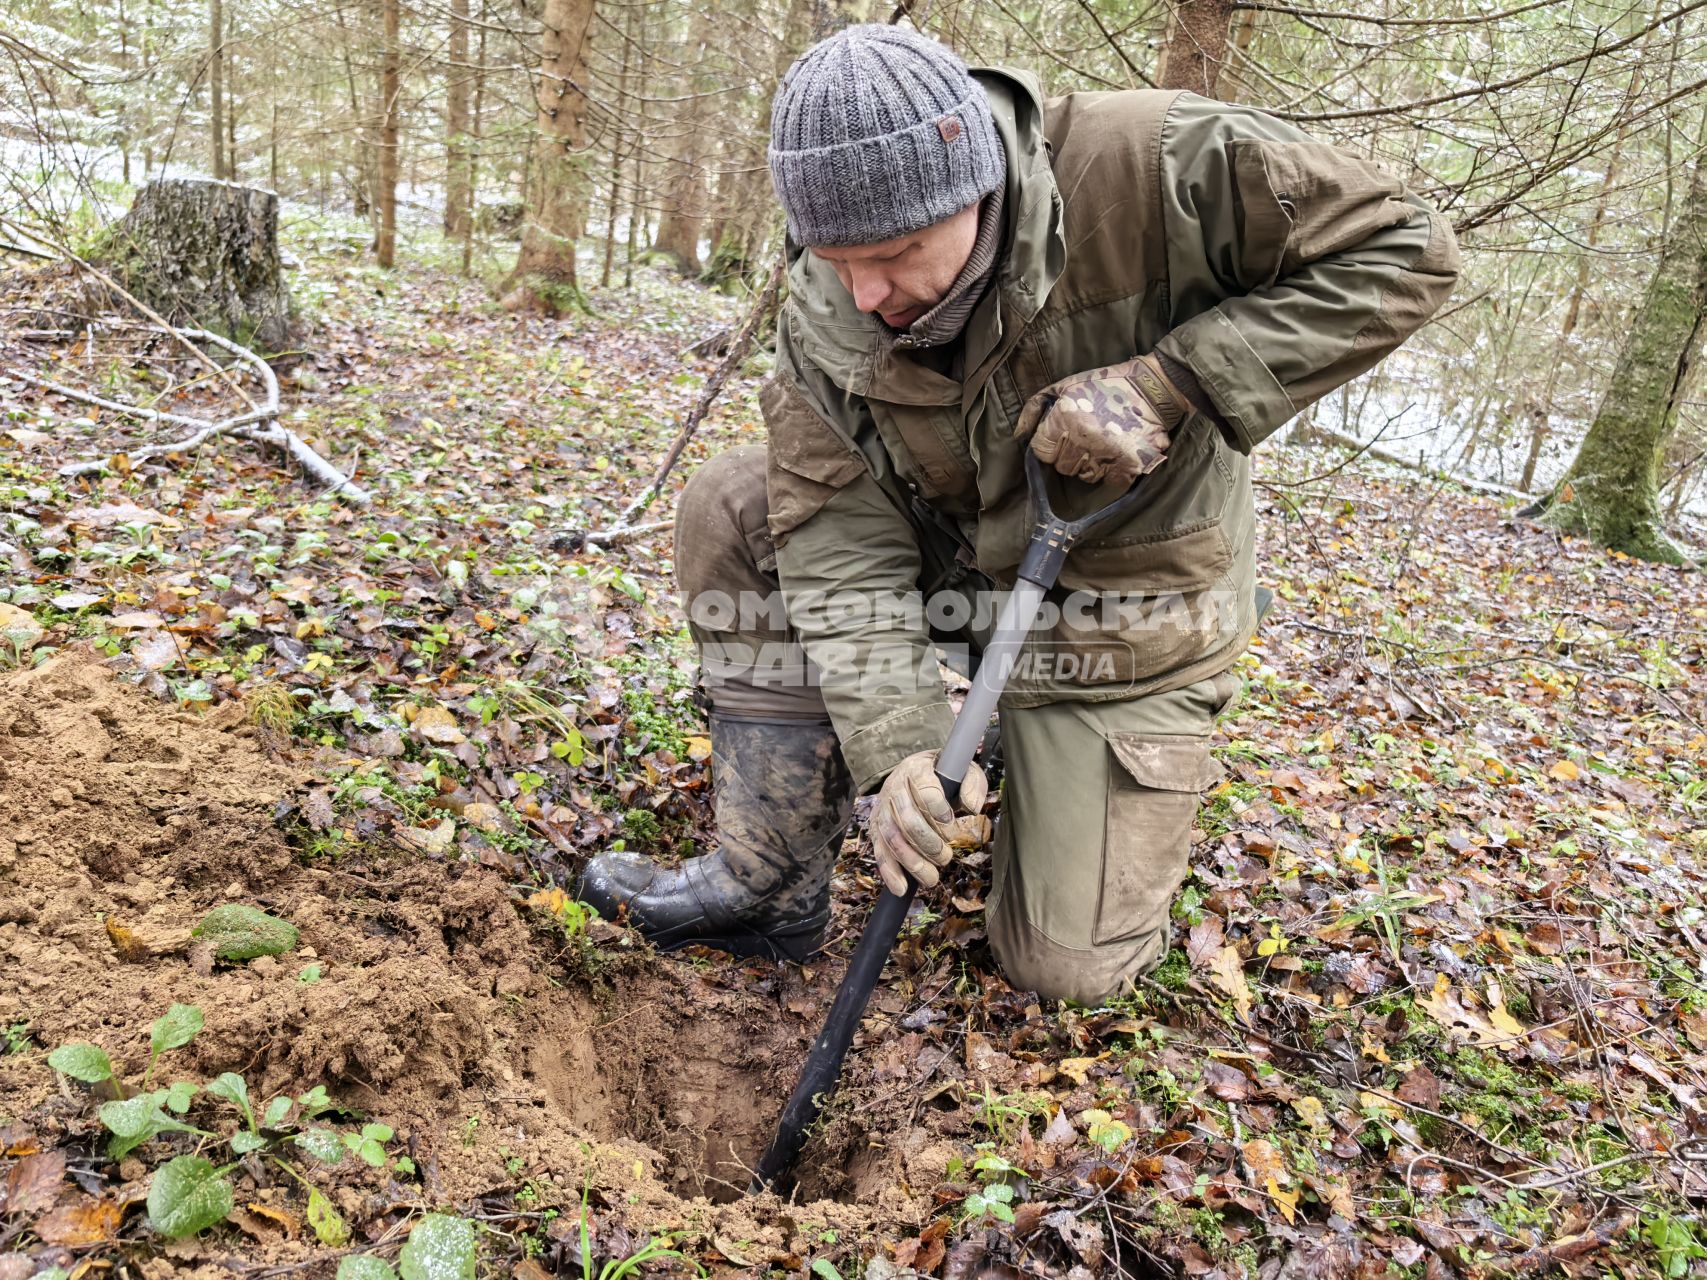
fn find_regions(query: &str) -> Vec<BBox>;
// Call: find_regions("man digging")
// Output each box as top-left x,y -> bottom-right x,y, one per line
581,26 -> 1459,1004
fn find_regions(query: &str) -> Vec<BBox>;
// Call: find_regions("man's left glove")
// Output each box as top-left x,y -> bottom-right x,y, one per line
1015,353 -> 1192,488
871,750 -> 991,896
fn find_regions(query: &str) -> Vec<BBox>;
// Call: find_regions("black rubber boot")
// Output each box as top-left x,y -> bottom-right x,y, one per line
577,715 -> 854,962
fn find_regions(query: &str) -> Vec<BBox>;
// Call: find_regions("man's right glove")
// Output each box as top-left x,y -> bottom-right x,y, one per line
871,749 -> 991,896
1015,352 -> 1192,488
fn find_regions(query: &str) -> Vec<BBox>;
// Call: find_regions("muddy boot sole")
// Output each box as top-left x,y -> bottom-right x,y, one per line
644,910 -> 829,964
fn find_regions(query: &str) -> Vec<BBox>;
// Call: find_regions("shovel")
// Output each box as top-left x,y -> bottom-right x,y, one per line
749,450 -> 1151,1193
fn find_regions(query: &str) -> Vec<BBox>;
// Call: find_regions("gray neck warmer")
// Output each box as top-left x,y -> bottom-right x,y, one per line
885,184 -> 1007,352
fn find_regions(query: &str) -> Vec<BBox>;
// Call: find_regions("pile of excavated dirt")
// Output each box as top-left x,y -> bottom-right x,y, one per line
0,651 -> 948,1274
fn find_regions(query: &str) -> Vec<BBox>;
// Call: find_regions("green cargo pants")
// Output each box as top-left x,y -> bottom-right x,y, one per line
675,446 -> 1238,1004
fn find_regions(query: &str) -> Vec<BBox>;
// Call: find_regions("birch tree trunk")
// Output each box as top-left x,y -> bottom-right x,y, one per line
500,0 -> 595,313
1536,154 -> 1707,565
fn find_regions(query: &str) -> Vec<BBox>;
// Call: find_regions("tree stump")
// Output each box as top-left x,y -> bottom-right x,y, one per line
96,179 -> 292,350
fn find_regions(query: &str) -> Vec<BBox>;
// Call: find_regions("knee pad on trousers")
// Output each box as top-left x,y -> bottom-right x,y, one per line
676,445 -> 772,600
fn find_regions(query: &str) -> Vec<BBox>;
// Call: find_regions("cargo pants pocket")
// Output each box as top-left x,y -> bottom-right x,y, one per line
1094,734 -> 1225,946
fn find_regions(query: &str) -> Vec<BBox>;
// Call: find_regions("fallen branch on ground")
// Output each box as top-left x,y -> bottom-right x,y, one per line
549,519 -> 674,554
1314,427 -> 1536,501
572,253 -> 787,548
28,326 -> 370,503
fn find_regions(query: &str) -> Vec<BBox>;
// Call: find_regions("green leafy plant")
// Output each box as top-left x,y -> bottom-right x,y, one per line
956,1151 -> 1024,1226
148,1155 -> 236,1238
338,1258 -> 399,1280
99,1091 -> 210,1159
47,1041 -> 116,1086
1643,1213 -> 1707,1278
402,1213 -> 480,1280
972,1085 -> 1048,1144
48,1008 -> 409,1238
962,1180 -> 1015,1225
576,1177 -> 701,1280
146,1003 -> 203,1087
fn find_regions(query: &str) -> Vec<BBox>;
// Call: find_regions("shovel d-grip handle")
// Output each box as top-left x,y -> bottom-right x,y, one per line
748,453 -> 1147,1195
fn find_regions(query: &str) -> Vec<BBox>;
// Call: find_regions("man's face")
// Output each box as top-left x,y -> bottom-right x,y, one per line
809,201 -> 982,329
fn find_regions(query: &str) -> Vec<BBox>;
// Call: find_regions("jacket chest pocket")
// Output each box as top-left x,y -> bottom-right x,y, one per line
871,402 -> 980,509
992,329 -> 1058,429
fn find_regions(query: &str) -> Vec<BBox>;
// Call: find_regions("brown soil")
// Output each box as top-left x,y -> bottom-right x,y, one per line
0,651 -> 940,1272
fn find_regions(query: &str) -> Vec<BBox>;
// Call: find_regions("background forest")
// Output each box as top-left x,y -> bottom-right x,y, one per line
2,1 -> 1706,1279
5,0 -> 1707,545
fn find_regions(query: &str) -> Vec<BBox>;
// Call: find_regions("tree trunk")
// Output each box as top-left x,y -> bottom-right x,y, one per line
96,179 -> 292,350
1521,139 -> 1628,491
652,139 -> 706,277
500,0 -> 596,313
375,0 -> 401,267
652,10 -> 714,277
1218,7 -> 1259,101
333,4 -> 372,217
701,0 -> 813,290
811,0 -> 872,38
461,2 -> 487,276
444,0 -> 472,237
208,0 -> 227,180
117,0 -> 132,184
1156,0 -> 1237,97
1536,154 -> 1707,565
227,53 -> 238,179
600,0 -> 636,289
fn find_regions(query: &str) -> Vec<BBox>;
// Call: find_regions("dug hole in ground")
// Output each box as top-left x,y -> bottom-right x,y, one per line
0,649 -> 950,1274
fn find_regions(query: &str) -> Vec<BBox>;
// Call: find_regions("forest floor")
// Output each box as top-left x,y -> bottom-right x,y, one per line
1,226 -> 1705,1280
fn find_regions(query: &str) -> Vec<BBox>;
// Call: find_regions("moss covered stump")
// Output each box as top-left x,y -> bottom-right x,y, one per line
97,179 -> 292,350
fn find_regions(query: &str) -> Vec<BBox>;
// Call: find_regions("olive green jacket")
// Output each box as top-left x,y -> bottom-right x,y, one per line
761,71 -> 1460,793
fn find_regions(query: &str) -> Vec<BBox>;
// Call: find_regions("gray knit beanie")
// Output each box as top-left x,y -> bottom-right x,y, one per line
769,25 -> 1006,248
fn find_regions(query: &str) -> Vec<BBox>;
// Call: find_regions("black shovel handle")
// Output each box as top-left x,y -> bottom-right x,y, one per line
747,453 -> 1147,1194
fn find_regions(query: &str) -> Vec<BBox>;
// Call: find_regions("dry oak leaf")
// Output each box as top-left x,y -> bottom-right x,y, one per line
243,1201 -> 302,1240
34,1195 -> 125,1245
1056,1057 -> 1102,1086
0,1127 -> 42,1157
397,818 -> 456,854
131,629 -> 180,672
1186,915 -> 1225,970
2,1151 -> 66,1217
409,705 -> 466,744
1203,1061 -> 1252,1101
1303,1169 -> 1356,1220
1395,1063 -> 1443,1109
1417,973 -> 1524,1049
1208,944 -> 1253,1019
1291,1095 -> 1332,1140
0,604 -> 44,652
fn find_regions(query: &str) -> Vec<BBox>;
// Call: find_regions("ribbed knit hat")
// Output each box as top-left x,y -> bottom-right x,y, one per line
769,25 -> 1006,248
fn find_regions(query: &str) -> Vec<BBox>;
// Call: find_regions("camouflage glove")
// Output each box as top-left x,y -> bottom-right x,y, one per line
871,750 -> 991,895
1016,353 -> 1191,488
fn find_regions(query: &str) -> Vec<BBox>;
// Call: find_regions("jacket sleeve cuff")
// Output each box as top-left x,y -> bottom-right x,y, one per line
839,699 -> 956,795
1156,309 -> 1296,453
1153,351 -> 1230,433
